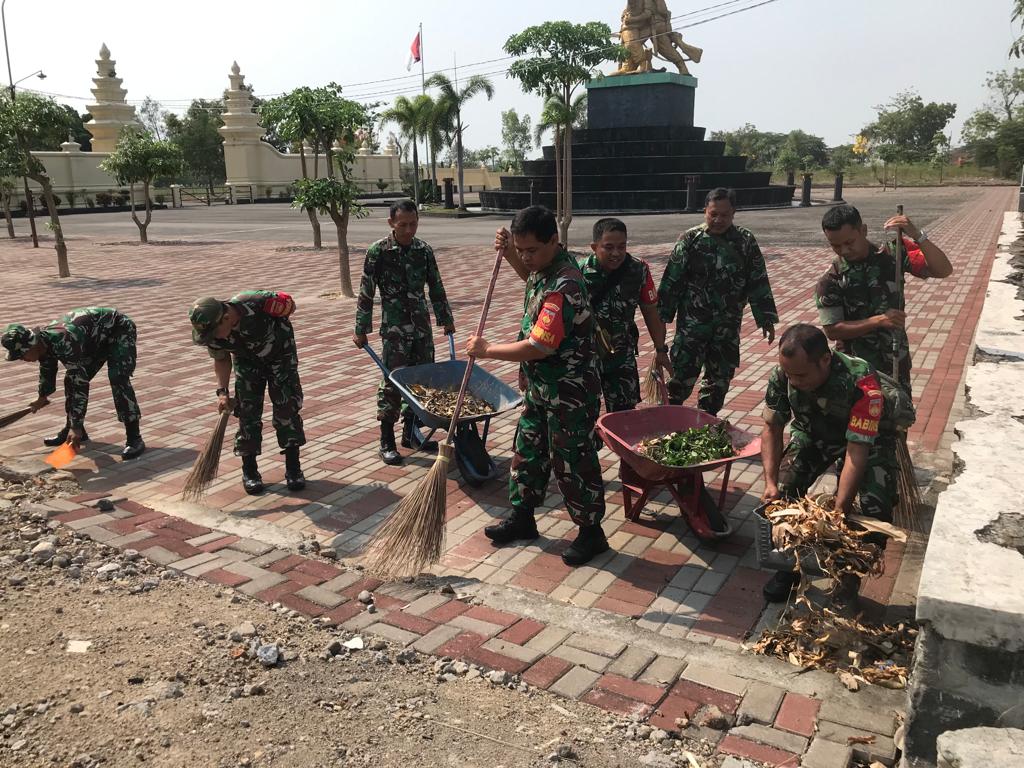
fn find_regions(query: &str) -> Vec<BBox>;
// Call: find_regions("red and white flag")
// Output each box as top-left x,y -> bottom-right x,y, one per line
406,31 -> 422,71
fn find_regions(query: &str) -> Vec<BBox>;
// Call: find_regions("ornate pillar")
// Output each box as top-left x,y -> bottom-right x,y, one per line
85,44 -> 140,152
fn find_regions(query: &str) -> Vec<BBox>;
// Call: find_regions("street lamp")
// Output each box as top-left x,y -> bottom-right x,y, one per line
13,69 -> 44,88
1,0 -> 40,247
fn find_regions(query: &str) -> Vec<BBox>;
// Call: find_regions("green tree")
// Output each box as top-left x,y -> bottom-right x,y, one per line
828,145 -> 855,176
261,89 -> 326,248
0,91 -> 72,276
930,132 -> 952,183
861,90 -> 957,168
774,146 -> 800,181
99,129 -> 182,243
782,130 -> 827,166
138,97 -> 168,140
285,84 -> 368,297
962,108 -> 1001,166
501,108 -> 532,171
426,73 -> 495,209
710,124 -> 785,168
505,21 -> 624,245
984,69 -> 1024,119
534,92 -> 587,239
0,133 -> 20,238
382,94 -> 434,205
165,99 -> 226,196
1012,1 -> 1024,58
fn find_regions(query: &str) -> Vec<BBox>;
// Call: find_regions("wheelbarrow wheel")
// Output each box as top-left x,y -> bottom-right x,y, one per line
453,423 -> 497,487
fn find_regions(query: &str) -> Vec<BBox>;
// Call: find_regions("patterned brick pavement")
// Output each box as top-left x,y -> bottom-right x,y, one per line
0,188 -> 1011,645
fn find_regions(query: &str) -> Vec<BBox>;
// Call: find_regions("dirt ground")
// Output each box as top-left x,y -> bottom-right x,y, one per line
0,473 -> 749,768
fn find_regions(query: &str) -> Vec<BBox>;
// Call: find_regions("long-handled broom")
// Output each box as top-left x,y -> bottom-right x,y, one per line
891,205 -> 923,531
0,406 -> 35,430
182,408 -> 232,502
361,249 -> 505,579
641,359 -> 668,405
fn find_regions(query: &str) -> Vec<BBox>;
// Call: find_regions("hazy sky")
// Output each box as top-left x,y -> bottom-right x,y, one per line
3,0 -> 1014,154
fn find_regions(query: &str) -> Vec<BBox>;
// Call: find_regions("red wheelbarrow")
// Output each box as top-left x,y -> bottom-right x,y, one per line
597,405 -> 762,541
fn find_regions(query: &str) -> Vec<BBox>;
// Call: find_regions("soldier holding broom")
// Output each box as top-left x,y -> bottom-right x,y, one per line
466,206 -> 608,567
353,200 -> 455,467
189,291 -> 305,496
817,204 -> 953,396
1,308 -> 146,460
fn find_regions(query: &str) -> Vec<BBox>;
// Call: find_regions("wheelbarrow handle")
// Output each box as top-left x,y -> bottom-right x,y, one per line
362,344 -> 390,377
447,332 -> 456,361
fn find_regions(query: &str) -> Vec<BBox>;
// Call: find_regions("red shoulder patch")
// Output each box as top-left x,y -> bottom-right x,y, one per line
848,373 -> 882,438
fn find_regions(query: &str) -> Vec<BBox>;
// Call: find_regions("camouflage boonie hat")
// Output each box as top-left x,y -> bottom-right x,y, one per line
189,297 -> 225,344
1,323 -> 36,361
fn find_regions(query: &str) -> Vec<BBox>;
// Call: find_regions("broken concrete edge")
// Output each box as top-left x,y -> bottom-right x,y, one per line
916,211 -> 1024,651
936,726 -> 1024,768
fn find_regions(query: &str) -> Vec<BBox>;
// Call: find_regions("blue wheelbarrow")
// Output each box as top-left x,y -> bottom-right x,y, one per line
364,335 -> 523,486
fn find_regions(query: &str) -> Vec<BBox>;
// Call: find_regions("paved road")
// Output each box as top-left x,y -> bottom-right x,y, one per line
8,186 -> 1007,248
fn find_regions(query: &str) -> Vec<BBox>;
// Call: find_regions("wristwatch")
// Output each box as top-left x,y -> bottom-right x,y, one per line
915,229 -> 928,244
216,387 -> 229,397
655,344 -> 669,353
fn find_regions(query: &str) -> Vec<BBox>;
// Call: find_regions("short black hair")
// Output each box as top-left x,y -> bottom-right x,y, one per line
389,199 -> 418,219
705,187 -> 737,208
592,217 -> 627,241
779,324 -> 831,362
511,205 -> 558,242
821,204 -> 862,231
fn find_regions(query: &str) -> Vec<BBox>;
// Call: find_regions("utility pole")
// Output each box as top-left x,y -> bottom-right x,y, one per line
1,0 -> 39,248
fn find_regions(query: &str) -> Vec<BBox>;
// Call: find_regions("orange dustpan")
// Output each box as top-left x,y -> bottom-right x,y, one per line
45,442 -> 78,469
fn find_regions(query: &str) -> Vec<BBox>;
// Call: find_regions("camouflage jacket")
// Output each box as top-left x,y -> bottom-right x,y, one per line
578,253 -> 658,357
763,351 -> 915,447
203,291 -> 296,362
37,308 -> 135,418
815,238 -> 929,389
657,224 -> 778,329
354,235 -> 453,342
519,249 -> 600,406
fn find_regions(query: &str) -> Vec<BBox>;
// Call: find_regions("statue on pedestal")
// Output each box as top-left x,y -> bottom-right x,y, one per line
613,0 -> 704,76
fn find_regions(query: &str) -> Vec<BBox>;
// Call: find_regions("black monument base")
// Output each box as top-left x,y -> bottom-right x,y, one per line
587,71 -> 697,129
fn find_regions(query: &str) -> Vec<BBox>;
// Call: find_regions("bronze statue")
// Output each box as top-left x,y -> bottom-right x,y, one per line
613,0 -> 703,76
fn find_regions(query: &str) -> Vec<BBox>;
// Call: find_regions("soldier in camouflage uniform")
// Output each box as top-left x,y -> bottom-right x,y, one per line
658,187 -> 778,415
579,218 -> 670,412
817,205 -> 954,395
1,308 -> 145,460
759,324 -> 915,602
189,291 -> 306,495
467,206 -> 607,567
353,200 -> 455,466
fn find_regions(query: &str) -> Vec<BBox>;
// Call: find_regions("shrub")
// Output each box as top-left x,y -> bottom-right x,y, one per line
154,193 -> 166,205
113,191 -> 130,206
96,191 -> 113,207
264,186 -> 273,198
86,197 -> 95,208
66,190 -> 78,208
277,190 -> 289,199
17,199 -> 27,213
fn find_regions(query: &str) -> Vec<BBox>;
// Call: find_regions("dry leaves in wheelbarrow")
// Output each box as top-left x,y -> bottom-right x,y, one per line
408,384 -> 495,419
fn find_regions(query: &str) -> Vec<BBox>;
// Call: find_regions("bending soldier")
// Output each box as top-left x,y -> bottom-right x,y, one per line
2,307 -> 145,460
353,200 -> 455,466
189,291 -> 306,495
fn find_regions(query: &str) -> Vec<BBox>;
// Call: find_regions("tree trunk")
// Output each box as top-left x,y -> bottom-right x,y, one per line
456,112 -> 467,210
2,192 -> 13,239
142,181 -> 153,243
299,143 -> 322,249
313,139 -> 320,179
129,182 -> 148,244
32,175 -> 70,277
411,132 -> 421,206
430,141 -> 438,202
553,126 -> 563,240
562,120 -> 574,247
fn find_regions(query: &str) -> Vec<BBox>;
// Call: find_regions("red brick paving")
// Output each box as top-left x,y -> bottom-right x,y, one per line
718,735 -> 800,766
521,656 -> 573,690
774,692 -> 821,737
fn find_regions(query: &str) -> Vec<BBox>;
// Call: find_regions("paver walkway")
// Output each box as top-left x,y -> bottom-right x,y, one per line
0,187 -> 1013,766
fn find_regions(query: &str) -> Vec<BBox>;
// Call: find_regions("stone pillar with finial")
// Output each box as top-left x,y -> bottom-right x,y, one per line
85,44 -> 140,153
219,62 -> 267,189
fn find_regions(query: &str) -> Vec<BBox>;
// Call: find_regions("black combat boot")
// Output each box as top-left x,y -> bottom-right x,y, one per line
763,571 -> 800,603
561,524 -> 610,566
241,454 -> 264,495
44,424 -> 90,447
121,420 -> 146,460
379,422 -> 402,466
484,506 -> 539,545
284,446 -> 306,492
401,413 -> 437,452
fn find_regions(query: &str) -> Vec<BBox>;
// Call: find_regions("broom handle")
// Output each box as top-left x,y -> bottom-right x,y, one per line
893,204 -> 904,379
443,249 -> 504,440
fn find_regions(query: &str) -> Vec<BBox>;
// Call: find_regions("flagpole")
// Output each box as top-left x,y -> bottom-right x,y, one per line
419,22 -> 425,94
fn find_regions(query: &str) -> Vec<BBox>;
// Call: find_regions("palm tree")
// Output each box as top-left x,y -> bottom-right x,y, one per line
422,96 -> 451,203
425,73 -> 495,210
534,92 -> 587,246
383,94 -> 434,205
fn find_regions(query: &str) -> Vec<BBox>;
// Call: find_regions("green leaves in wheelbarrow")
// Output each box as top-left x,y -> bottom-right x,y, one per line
637,423 -> 734,467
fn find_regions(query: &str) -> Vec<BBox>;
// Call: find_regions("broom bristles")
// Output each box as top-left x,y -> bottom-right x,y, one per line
0,407 -> 33,430
641,361 -> 665,404
361,443 -> 452,579
893,436 -> 924,533
182,410 -> 231,502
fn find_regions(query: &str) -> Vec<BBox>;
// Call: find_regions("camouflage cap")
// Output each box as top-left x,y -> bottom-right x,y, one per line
1,323 -> 36,361
189,297 -> 225,344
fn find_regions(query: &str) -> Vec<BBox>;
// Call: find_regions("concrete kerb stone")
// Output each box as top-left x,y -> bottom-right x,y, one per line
801,737 -> 853,768
736,681 -> 785,725
607,646 -> 658,680
549,666 -> 602,700
729,723 -> 809,755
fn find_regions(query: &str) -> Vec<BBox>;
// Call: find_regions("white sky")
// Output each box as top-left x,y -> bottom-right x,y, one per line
3,0 -> 1014,154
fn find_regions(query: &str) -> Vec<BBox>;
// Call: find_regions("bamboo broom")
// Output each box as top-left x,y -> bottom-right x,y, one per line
641,360 -> 668,405
181,408 -> 232,502
0,406 -> 34,430
891,205 -> 923,532
361,249 -> 505,579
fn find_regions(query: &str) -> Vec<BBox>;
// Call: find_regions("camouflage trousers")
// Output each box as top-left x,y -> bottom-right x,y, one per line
509,393 -> 606,527
599,351 -> 641,413
378,335 -> 434,424
63,323 -> 141,430
232,351 -> 305,456
778,430 -> 898,522
667,321 -> 740,416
